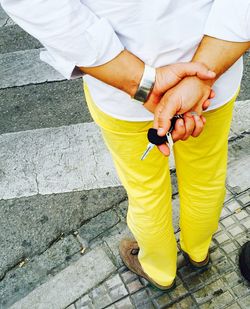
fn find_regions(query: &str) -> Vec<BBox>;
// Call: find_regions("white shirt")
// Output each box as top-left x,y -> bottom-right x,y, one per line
1,0 -> 250,121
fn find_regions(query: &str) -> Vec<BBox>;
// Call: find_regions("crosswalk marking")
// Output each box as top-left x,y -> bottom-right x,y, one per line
0,49 -> 64,89
0,100 -> 249,201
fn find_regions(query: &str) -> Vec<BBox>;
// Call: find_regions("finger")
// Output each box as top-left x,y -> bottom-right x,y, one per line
157,144 -> 170,156
209,89 -> 216,99
182,114 -> 195,140
201,115 -> 206,124
173,62 -> 216,80
192,114 -> 204,137
202,99 -> 211,111
171,118 -> 186,142
153,95 -> 179,136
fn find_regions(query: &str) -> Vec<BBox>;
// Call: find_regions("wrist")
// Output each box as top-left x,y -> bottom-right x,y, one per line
133,64 -> 156,103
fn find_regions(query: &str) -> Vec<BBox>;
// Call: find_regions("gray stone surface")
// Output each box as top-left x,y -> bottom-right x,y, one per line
0,24 -> 41,54
231,100 -> 250,135
79,209 -> 120,243
238,51 -> 250,101
0,49 -> 64,89
0,6 -> 9,27
0,122 -> 121,200
0,187 -> 126,280
10,247 -> 115,309
0,79 -> 91,134
227,135 -> 250,194
0,235 -> 81,308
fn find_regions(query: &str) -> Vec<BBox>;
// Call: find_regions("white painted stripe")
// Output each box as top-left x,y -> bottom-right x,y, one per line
0,122 -> 120,200
0,100 -> 248,201
0,49 -> 64,89
10,247 -> 115,309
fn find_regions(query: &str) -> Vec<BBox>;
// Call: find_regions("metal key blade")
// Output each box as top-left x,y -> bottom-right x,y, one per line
166,132 -> 174,151
141,143 -> 155,160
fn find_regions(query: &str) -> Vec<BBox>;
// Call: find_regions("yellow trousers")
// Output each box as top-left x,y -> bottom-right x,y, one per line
84,83 -> 238,286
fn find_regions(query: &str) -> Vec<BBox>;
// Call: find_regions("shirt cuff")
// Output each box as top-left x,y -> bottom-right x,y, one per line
204,0 -> 250,42
41,18 -> 124,79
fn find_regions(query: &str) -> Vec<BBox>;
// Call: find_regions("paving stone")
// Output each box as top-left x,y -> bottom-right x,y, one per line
223,271 -> 242,288
226,303 -> 242,309
193,279 -> 226,304
131,289 -> 155,309
120,270 -> 138,284
214,258 -> 233,275
168,282 -> 188,300
78,210 -> 120,242
145,286 -> 162,298
178,264 -> 202,281
90,284 -> 112,308
235,233 -> 250,247
106,296 -> 134,308
231,283 -> 250,298
210,247 -> 226,263
221,216 -> 236,228
183,265 -> 219,291
75,294 -> 94,309
153,293 -> 172,308
105,274 -> 128,303
9,247 -> 115,309
220,207 -> 230,219
214,232 -> 230,245
224,189 -> 234,202
236,190 -> 250,206
234,209 -> 249,221
0,79 -> 91,134
0,24 -> 41,53
168,296 -> 197,309
120,267 -> 146,294
225,200 -> 242,214
228,250 -> 239,264
242,217 -> 250,229
199,291 -> 234,309
240,295 -> 250,309
0,49 -> 64,89
126,280 -> 144,294
221,242 -> 238,254
0,187 -> 126,279
228,225 -> 245,237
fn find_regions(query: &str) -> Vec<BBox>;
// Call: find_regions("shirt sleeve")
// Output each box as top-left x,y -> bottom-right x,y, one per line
0,0 -> 124,79
204,0 -> 250,42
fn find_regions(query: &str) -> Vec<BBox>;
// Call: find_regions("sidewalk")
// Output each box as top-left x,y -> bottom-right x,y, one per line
0,5 -> 249,309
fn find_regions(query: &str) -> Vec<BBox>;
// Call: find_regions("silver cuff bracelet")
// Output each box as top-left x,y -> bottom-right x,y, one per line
133,64 -> 156,103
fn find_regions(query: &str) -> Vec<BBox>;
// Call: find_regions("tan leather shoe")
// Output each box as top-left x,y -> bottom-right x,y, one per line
119,239 -> 175,291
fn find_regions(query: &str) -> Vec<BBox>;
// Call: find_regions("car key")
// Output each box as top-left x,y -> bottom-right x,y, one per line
141,114 -> 183,160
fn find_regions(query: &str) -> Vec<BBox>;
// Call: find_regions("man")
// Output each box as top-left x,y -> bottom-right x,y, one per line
1,0 -> 249,290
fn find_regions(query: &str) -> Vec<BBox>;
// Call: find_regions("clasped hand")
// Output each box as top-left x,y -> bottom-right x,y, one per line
143,62 -> 216,156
